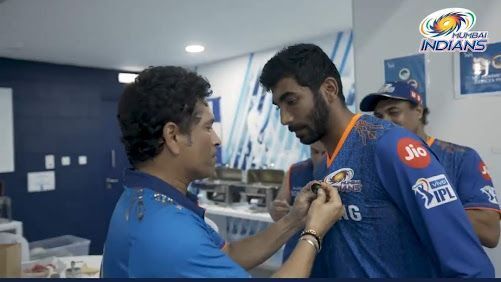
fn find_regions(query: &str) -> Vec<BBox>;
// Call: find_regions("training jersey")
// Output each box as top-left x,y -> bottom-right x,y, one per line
426,137 -> 500,212
102,169 -> 250,278
310,114 -> 494,278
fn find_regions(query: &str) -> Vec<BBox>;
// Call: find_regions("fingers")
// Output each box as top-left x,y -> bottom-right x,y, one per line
300,181 -> 320,193
313,186 -> 326,204
318,182 -> 341,204
296,181 -> 318,202
296,180 -> 342,207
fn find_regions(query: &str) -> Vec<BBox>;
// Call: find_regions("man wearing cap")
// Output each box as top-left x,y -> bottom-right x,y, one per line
360,81 -> 500,248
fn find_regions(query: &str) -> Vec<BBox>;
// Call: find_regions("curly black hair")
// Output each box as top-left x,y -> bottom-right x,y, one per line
117,66 -> 212,166
259,43 -> 345,104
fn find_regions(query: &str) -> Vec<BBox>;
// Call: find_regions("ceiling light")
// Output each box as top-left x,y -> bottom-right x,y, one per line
185,45 -> 205,53
118,73 -> 138,84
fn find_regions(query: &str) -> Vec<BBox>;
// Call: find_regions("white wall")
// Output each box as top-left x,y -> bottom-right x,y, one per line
196,33 -> 355,169
353,0 -> 501,276
0,88 -> 14,173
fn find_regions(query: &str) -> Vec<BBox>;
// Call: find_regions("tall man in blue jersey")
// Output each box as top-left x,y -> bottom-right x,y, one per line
360,81 -> 500,248
259,43 -> 494,277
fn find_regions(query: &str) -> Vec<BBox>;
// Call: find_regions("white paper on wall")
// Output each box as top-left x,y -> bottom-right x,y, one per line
45,154 -> 55,169
27,171 -> 55,192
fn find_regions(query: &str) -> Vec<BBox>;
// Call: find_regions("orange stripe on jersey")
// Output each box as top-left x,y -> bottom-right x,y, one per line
326,114 -> 362,168
426,136 -> 436,147
465,207 -> 501,216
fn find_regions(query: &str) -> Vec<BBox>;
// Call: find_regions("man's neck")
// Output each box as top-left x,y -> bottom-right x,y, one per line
415,125 -> 429,142
136,160 -> 190,195
321,107 -> 356,155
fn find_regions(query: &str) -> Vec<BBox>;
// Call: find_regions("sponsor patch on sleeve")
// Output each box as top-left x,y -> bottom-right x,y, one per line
397,137 -> 431,169
412,174 -> 457,209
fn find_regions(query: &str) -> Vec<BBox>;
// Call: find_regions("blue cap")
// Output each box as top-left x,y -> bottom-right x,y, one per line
359,81 -> 423,112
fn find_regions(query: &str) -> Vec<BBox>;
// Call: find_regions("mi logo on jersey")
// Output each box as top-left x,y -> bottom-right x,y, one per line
481,186 -> 498,204
479,162 -> 492,181
324,168 -> 362,192
397,137 -> 431,169
412,174 -> 457,209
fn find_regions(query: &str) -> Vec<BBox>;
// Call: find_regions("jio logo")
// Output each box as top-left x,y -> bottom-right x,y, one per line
404,144 -> 428,160
397,138 -> 431,169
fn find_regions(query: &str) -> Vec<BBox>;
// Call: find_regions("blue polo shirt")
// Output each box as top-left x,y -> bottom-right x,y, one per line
102,169 -> 250,278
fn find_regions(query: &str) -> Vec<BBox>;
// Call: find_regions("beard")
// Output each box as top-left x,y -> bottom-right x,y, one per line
291,92 -> 329,145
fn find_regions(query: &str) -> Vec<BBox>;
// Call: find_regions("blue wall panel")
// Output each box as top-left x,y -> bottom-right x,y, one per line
0,58 -> 127,254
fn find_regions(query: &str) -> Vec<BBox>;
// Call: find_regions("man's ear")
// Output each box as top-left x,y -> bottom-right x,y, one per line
163,122 -> 181,155
415,105 -> 424,120
320,77 -> 339,104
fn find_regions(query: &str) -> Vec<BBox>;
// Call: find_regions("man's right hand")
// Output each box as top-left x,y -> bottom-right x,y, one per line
269,199 -> 291,222
305,182 -> 344,238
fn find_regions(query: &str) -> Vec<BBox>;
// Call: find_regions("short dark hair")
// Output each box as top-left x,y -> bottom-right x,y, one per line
259,43 -> 345,104
117,66 -> 212,165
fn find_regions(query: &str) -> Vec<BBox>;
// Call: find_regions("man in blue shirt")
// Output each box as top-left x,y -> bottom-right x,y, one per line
360,81 -> 500,248
259,43 -> 494,277
102,66 -> 344,278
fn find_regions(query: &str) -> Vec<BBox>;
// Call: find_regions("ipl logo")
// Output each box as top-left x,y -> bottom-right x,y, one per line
412,174 -> 457,209
413,179 -> 435,208
419,8 -> 488,52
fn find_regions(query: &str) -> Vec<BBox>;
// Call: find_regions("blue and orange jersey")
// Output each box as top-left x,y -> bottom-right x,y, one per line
426,137 -> 500,213
311,114 -> 494,278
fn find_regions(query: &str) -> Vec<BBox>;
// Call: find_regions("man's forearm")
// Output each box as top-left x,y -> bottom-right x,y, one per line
271,239 -> 316,278
466,209 -> 500,248
226,214 -> 303,270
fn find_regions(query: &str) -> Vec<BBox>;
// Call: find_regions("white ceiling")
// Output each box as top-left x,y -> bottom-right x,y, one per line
0,0 -> 352,71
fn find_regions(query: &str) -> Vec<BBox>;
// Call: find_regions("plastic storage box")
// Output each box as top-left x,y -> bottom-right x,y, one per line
28,235 -> 91,260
